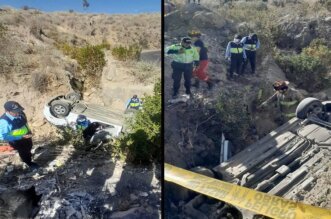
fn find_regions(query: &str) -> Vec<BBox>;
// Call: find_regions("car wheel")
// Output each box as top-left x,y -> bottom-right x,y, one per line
295,97 -> 323,119
50,100 -> 70,117
65,92 -> 81,101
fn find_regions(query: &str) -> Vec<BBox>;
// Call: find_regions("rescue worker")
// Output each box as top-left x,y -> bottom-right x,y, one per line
75,114 -> 100,143
241,33 -> 260,75
260,80 -> 303,123
188,31 -> 213,90
0,101 -> 39,170
166,37 -> 199,98
225,34 -> 247,80
76,114 -> 91,130
126,95 -> 142,110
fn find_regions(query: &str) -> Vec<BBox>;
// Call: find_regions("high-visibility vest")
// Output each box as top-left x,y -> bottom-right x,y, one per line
244,37 -> 258,51
166,44 -> 199,64
0,114 -> 30,139
279,99 -> 299,119
230,42 -> 244,54
129,98 -> 141,109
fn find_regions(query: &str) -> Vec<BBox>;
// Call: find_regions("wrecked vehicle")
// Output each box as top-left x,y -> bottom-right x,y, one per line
172,97 -> 331,218
43,93 -> 124,144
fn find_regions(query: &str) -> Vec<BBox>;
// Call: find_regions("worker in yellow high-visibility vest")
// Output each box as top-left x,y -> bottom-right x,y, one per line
241,33 -> 260,75
166,37 -> 199,98
225,34 -> 247,80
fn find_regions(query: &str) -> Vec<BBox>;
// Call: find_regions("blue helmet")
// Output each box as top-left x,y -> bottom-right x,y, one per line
77,114 -> 87,123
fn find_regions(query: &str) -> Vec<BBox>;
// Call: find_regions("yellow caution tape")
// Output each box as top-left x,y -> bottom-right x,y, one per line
165,163 -> 331,219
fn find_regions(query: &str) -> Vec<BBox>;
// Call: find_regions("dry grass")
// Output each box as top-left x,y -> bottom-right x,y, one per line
31,72 -> 52,93
128,61 -> 160,84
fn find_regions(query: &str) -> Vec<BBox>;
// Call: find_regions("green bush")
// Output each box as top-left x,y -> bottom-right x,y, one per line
111,43 -> 142,61
57,43 -> 106,78
216,90 -> 252,147
275,40 -> 330,92
276,54 -> 326,92
56,127 -> 85,149
302,39 -> 331,66
115,79 -> 161,164
74,45 -> 106,76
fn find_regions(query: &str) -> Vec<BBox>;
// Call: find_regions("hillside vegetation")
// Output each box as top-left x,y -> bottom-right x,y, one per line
0,7 -> 160,139
0,6 -> 161,219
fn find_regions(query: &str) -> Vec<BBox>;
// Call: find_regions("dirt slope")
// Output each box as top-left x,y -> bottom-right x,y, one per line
0,7 -> 161,218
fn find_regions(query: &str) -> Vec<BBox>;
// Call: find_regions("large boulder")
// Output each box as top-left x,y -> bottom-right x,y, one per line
274,16 -> 331,50
165,4 -> 228,36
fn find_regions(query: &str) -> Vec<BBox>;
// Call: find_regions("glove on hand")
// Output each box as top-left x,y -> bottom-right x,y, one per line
178,48 -> 185,54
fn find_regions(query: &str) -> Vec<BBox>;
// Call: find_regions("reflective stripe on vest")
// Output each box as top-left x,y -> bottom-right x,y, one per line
245,44 -> 257,51
230,47 -> 243,54
9,125 -> 29,137
76,125 -> 85,130
130,102 -> 140,107
280,100 -> 298,107
166,44 -> 199,63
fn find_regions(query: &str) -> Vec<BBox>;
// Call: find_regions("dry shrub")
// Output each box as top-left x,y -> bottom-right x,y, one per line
30,23 -> 43,41
129,61 -> 160,84
0,23 -> 7,38
31,72 -> 51,93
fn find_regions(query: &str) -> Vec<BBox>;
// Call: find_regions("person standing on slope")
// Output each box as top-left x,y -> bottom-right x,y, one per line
188,31 -> 213,90
0,101 -> 39,170
225,34 -> 246,80
166,37 -> 199,98
241,33 -> 260,75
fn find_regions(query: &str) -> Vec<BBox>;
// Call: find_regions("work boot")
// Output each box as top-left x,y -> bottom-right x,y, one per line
192,79 -> 200,88
185,90 -> 193,98
207,81 -> 213,90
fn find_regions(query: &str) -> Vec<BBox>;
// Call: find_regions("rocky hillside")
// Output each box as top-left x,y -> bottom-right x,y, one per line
0,7 -> 161,219
0,7 -> 160,139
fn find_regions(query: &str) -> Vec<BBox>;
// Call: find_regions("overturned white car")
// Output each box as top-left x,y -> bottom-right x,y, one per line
43,93 -> 124,142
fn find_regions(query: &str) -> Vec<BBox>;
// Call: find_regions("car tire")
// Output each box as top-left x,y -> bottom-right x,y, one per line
295,97 -> 323,119
65,92 -> 81,102
50,100 -> 70,117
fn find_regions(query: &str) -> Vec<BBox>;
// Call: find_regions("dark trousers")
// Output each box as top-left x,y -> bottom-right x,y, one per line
9,138 -> 33,166
242,50 -> 256,74
171,62 -> 193,95
229,55 -> 243,77
83,122 -> 100,141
